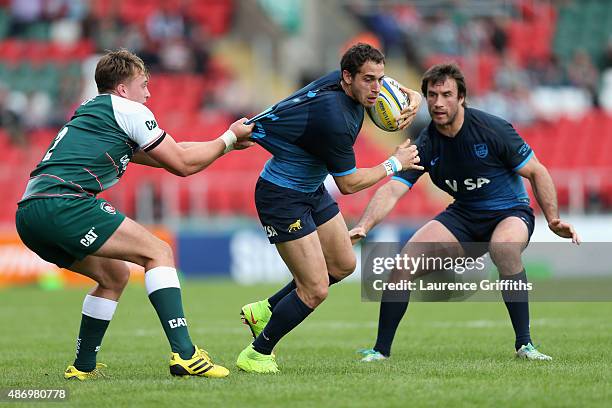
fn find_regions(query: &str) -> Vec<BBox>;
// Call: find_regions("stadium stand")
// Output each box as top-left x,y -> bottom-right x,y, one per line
0,0 -> 611,226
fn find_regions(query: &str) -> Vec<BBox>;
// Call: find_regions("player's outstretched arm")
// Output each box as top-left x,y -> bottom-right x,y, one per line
140,118 -> 254,176
349,179 -> 410,245
517,155 -> 580,244
333,138 -> 423,195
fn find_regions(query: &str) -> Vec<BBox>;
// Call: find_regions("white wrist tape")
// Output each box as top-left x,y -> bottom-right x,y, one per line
219,129 -> 237,154
382,156 -> 402,176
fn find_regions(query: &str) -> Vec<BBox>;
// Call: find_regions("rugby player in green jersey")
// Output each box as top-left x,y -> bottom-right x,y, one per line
15,49 -> 254,380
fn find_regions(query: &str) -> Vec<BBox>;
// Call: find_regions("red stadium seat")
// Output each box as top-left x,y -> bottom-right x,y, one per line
0,39 -> 25,64
188,0 -> 234,36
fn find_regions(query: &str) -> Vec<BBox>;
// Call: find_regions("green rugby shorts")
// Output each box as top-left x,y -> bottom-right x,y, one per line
15,197 -> 125,268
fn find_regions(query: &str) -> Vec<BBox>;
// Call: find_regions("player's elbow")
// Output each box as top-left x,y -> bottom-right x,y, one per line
335,179 -> 359,195
174,153 -> 201,177
338,184 -> 356,195
525,162 -> 548,182
165,164 -> 192,177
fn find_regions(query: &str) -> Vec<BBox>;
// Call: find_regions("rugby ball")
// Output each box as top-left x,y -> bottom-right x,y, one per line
366,77 -> 409,132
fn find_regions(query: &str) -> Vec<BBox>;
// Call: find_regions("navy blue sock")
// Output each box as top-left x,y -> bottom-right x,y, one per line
253,290 -> 313,355
267,274 -> 340,311
267,280 -> 297,310
373,288 -> 411,357
501,270 -> 532,350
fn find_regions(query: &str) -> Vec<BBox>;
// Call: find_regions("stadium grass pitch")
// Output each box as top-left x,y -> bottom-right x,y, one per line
1,281 -> 610,407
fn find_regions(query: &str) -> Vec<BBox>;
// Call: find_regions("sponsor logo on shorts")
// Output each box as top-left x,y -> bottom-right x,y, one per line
264,225 -> 278,238
288,219 -> 302,233
80,227 -> 98,247
100,202 -> 116,214
168,317 -> 187,329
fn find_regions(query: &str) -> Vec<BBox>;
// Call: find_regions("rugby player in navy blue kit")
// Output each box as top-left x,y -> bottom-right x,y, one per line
236,43 -> 425,373
350,63 -> 580,362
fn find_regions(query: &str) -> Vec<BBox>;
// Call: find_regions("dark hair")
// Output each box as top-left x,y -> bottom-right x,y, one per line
421,63 -> 467,107
95,49 -> 149,93
340,43 -> 385,77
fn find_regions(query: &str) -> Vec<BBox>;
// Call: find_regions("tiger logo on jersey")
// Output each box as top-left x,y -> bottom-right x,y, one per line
288,219 -> 302,233
100,202 -> 116,215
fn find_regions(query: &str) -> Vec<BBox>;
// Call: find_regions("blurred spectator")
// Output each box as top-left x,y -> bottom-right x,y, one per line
472,87 -> 536,125
461,17 -> 490,53
495,52 -> 531,92
46,0 -> 88,20
600,37 -> 612,71
488,17 -> 508,55
50,18 -> 82,45
345,1 -> 407,57
122,25 -> 146,54
8,0 -> 44,37
146,4 -> 186,42
188,26 -> 212,74
24,91 -> 52,130
92,16 -> 123,52
567,49 -> 600,107
0,82 -> 26,145
138,37 -> 162,73
49,76 -> 82,127
528,54 -> 567,87
424,10 -> 461,56
80,7 -> 100,42
392,3 -> 422,65
159,38 -> 194,73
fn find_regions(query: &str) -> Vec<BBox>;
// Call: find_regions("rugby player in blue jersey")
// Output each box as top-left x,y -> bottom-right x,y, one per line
236,43 -> 424,373
349,63 -> 580,362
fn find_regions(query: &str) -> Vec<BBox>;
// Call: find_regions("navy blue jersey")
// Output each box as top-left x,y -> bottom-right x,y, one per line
251,71 -> 364,192
394,108 -> 533,210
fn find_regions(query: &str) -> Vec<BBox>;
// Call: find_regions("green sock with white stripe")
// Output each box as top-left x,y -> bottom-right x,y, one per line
145,266 -> 195,360
73,295 -> 117,372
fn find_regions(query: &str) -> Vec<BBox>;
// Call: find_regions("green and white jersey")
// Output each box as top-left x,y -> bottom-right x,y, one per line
21,94 -> 165,202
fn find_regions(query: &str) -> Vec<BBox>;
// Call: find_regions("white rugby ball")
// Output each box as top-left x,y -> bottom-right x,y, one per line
366,77 -> 409,132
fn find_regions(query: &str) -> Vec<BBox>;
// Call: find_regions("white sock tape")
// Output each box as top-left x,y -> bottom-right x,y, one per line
145,266 -> 180,295
82,295 -> 118,321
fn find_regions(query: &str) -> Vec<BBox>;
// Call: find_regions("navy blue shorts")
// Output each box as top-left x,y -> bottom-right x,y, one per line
255,177 -> 340,244
434,203 -> 535,245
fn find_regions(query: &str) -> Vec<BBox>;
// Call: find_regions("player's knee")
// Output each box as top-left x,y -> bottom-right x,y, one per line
343,253 -> 357,275
331,254 -> 356,280
489,246 -> 522,274
149,239 -> 174,266
114,265 -> 131,290
107,263 -> 130,291
489,244 -> 521,264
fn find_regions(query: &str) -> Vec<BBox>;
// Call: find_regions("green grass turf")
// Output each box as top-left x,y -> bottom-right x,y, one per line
0,281 -> 610,407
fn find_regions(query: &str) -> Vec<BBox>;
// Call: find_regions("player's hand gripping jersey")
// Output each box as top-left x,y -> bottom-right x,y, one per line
21,94 -> 165,201
393,108 -> 534,210
252,71 -> 364,192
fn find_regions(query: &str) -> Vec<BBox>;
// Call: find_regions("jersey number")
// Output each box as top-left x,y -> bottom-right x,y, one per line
42,127 -> 68,161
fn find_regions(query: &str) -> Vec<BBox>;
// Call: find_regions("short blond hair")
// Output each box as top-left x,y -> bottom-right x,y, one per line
95,49 -> 149,93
